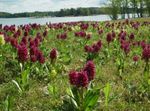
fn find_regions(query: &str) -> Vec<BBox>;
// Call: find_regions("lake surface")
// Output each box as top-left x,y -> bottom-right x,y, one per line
0,14 -> 133,26
0,15 -> 111,26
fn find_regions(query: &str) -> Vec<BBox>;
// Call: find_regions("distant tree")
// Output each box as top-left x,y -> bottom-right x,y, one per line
107,0 -> 120,20
130,0 -> 139,18
139,0 -> 144,17
125,0 -> 130,18
122,0 -> 130,19
69,8 -> 76,16
143,0 -> 150,17
84,8 -> 90,16
119,0 -> 126,19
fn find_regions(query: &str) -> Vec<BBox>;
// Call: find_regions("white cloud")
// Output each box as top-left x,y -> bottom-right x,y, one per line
0,0 -> 106,13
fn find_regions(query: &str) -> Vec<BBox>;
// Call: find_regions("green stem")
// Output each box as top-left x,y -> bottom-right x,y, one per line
144,61 -> 149,73
79,88 -> 84,111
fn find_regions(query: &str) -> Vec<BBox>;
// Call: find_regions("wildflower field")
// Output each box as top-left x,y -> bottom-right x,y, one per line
0,18 -> 150,111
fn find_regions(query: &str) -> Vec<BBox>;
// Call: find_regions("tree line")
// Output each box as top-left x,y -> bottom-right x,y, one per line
0,1 -> 149,19
107,0 -> 150,20
0,7 -> 107,18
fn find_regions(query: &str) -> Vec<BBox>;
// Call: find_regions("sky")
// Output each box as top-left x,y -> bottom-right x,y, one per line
0,0 -> 106,13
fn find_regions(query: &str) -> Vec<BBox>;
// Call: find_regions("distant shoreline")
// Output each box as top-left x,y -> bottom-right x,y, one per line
0,14 -> 107,19
0,7 -> 111,18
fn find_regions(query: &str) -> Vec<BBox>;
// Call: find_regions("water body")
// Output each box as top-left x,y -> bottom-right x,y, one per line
0,14 -> 133,26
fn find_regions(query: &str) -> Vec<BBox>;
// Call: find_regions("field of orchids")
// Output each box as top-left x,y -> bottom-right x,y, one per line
0,18 -> 150,111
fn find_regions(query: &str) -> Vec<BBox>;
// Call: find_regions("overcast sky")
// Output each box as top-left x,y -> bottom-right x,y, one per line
0,0 -> 106,13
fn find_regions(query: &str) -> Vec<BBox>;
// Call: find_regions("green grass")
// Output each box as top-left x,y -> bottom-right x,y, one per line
0,18 -> 150,111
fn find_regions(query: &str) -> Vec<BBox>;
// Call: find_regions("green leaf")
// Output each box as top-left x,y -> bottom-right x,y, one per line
48,84 -> 54,95
71,87 -> 80,107
48,84 -> 58,96
104,83 -> 111,107
4,95 -> 13,111
148,79 -> 150,85
61,96 -> 77,111
83,89 -> 100,111
64,87 -> 79,109
12,80 -> 22,94
21,69 -> 30,87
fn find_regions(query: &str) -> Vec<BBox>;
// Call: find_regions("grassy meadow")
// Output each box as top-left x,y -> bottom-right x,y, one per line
0,18 -> 150,111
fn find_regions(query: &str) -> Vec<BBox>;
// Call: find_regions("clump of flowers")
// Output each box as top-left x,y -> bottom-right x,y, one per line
133,55 -> 139,62
86,33 -> 92,40
49,48 -> 58,63
20,36 -> 28,46
69,60 -> 95,87
43,30 -> 48,37
36,50 -> 45,64
57,32 -> 67,39
132,55 -> 139,67
83,60 -> 95,81
10,38 -> 18,49
80,23 -> 89,30
17,44 -> 28,62
29,45 -> 45,64
67,61 -> 99,111
142,45 -> 150,72
75,31 -> 86,38
69,71 -> 88,87
84,40 -> 102,53
30,46 -> 38,63
24,31 -> 29,37
120,40 -> 130,55
142,45 -> 150,62
129,33 -> 135,40
84,40 -> 102,60
106,33 -> 113,45
118,31 -> 127,41
98,29 -> 103,35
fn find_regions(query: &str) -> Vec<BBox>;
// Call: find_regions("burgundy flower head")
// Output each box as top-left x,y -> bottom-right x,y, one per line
69,61 -> 96,87
29,40 -> 35,48
92,44 -> 100,53
4,36 -> 11,43
30,46 -> 38,56
133,55 -> 139,62
50,48 -> 57,60
84,45 -> 93,53
84,40 -> 102,53
69,71 -> 79,86
69,71 -> 89,87
11,38 -> 18,48
34,38 -> 39,47
98,29 -> 103,35
30,55 -> 37,62
43,30 -> 48,37
84,60 -> 95,81
21,36 -> 28,45
129,33 -> 135,40
75,31 -> 86,38
112,31 -> 116,38
57,33 -> 67,39
37,50 -> 45,64
140,40 -> 146,49
80,23 -> 89,30
121,41 -> 130,55
106,33 -> 112,44
86,34 -> 91,39
76,71 -> 89,87
142,46 -> 150,61
17,45 -> 28,62
97,40 -> 102,48
24,31 -> 28,36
